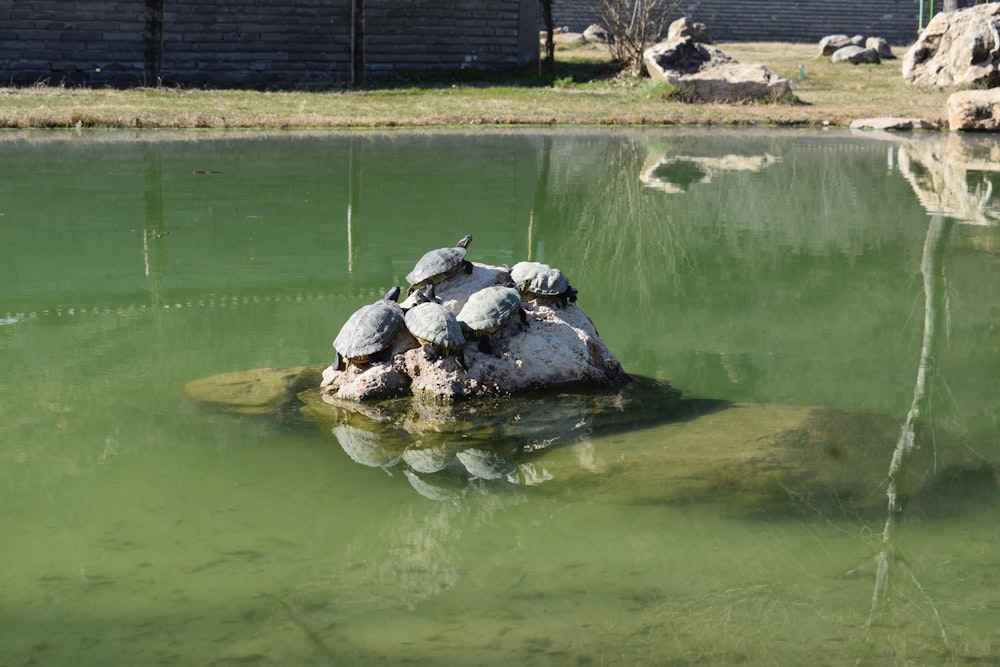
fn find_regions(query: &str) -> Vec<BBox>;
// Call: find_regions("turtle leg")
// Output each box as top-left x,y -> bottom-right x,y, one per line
334,354 -> 346,371
462,260 -> 473,275
422,343 -> 440,362
518,308 -> 529,330
456,349 -> 467,371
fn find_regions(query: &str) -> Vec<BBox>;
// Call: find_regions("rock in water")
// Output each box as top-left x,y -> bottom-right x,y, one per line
183,365 -> 325,416
321,262 -> 630,402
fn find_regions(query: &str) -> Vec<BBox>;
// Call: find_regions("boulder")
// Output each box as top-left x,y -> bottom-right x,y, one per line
666,16 -> 714,44
671,63 -> 792,103
818,34 -> 863,57
643,36 -> 790,102
832,45 -> 881,64
903,3 -> 1000,87
320,262 -> 629,402
866,36 -> 895,60
947,88 -> 1000,131
583,24 -> 610,44
643,35 -> 733,82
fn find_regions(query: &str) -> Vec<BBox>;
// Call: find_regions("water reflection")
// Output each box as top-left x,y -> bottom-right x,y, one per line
304,377 -> 686,502
863,212 -> 953,654
836,131 -> 1000,657
896,133 -> 1000,225
640,149 -> 780,193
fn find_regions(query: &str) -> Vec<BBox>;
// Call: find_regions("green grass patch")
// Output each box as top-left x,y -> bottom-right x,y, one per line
0,43 -> 953,130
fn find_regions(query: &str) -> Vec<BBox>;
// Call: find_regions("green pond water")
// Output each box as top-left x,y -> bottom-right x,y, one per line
1,128 -> 999,665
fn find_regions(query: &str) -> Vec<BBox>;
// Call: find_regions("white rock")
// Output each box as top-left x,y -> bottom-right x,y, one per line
903,3 -> 1000,87
947,88 -> 1000,131
321,263 -> 629,402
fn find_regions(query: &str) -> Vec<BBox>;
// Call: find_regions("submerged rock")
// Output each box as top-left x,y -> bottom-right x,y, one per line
186,365 -> 990,517
183,365 -> 324,416
302,375 -> 685,497
303,381 -> 990,517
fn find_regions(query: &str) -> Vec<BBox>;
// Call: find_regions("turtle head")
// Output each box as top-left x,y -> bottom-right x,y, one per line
412,284 -> 440,305
500,263 -> 513,280
457,234 -> 473,249
384,285 -> 402,303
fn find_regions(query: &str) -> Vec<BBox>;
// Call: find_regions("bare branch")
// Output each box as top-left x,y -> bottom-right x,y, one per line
599,0 -> 680,75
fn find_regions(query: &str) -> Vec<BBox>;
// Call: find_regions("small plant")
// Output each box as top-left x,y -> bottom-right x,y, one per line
642,80 -> 685,101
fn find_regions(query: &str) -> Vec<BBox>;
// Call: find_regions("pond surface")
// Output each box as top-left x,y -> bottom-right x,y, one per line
1,128 -> 999,666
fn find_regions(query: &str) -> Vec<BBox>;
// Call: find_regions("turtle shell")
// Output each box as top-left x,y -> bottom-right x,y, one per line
405,234 -> 473,287
404,302 -> 465,353
332,287 -> 404,362
510,261 -> 570,296
457,285 -> 523,336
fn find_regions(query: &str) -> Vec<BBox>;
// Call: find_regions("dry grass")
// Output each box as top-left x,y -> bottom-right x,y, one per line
0,43 -> 953,130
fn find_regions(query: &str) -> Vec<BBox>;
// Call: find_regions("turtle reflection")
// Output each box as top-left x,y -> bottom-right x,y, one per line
331,423 -> 404,470
304,377 -> 683,500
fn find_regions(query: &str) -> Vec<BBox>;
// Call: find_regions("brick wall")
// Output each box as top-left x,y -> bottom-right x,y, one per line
551,0 -> 986,45
0,1 -> 146,86
0,0 -> 537,87
159,0 -> 352,86
365,0 -> 537,76
7,0 -> 973,88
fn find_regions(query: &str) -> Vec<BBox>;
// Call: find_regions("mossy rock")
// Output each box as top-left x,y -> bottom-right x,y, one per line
184,365 -> 325,416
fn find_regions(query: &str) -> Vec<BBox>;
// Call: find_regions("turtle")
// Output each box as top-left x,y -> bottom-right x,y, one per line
403,300 -> 467,369
331,286 -> 405,370
405,234 -> 474,294
457,285 -> 527,354
509,261 -> 578,308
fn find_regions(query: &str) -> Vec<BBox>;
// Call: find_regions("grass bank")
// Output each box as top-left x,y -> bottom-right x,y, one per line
0,42 -> 952,130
